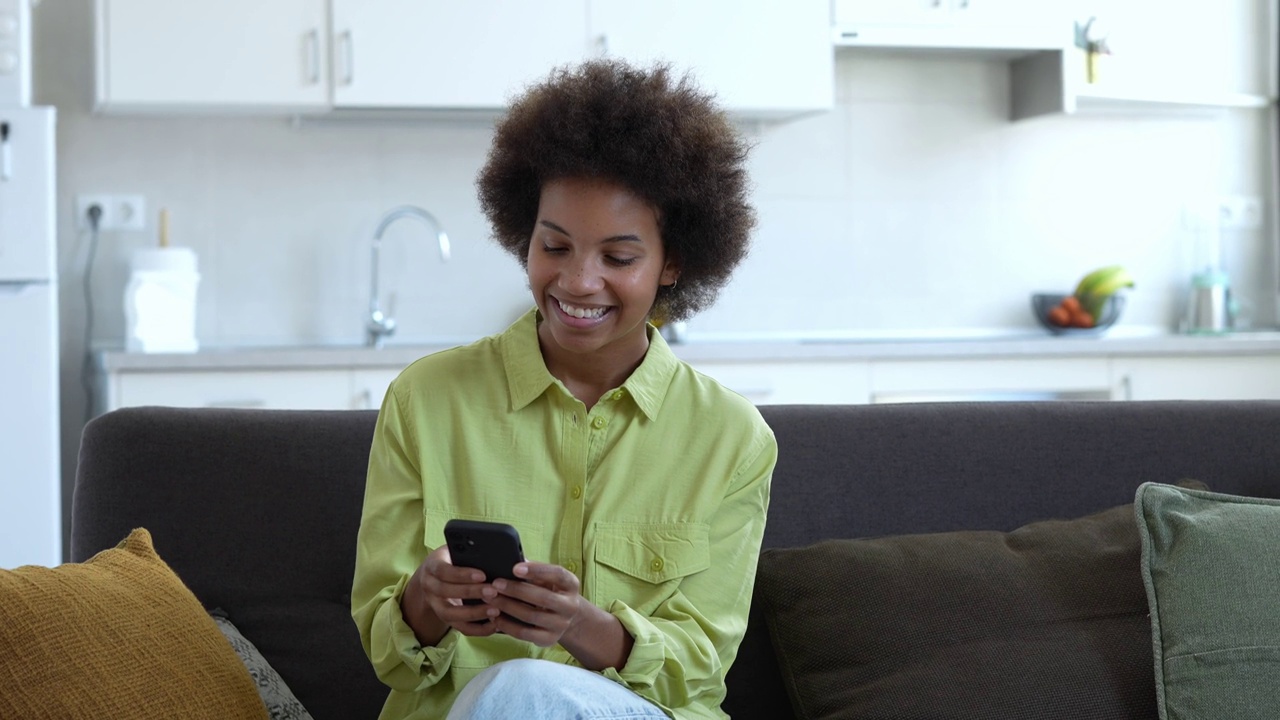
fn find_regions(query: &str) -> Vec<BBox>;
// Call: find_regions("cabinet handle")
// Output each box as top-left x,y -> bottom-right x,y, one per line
595,34 -> 609,57
305,29 -> 320,84
1121,374 -> 1133,402
340,29 -> 354,85
205,399 -> 267,408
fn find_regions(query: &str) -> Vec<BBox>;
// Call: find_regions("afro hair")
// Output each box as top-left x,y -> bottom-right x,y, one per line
476,58 -> 756,322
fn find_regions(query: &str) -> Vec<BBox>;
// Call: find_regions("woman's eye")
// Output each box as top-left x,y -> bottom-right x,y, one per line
541,244 -> 567,254
607,256 -> 638,267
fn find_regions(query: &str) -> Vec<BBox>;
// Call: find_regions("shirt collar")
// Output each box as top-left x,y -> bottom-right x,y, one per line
500,307 -> 678,420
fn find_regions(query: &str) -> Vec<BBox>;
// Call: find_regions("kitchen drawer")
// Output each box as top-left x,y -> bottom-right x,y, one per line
108,369 -> 352,411
690,361 -> 870,405
1111,356 -> 1280,401
870,358 -> 1112,403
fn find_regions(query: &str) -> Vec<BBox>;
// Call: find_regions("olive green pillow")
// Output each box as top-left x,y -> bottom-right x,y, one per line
0,528 -> 269,720
1135,482 -> 1280,720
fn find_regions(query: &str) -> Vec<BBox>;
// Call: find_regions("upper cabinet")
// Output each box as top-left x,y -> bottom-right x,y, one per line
93,0 -> 833,120
1009,0 -> 1274,120
589,0 -> 833,118
831,0 -> 1071,53
94,0 -> 330,111
328,1 -> 585,110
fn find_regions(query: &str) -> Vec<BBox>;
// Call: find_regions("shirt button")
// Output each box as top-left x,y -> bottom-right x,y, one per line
571,485 -> 583,500
610,390 -> 624,401
566,561 -> 578,574
650,557 -> 664,572
591,416 -> 607,429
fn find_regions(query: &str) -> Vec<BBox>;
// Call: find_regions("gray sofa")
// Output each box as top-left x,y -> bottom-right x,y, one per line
71,401 -> 1280,719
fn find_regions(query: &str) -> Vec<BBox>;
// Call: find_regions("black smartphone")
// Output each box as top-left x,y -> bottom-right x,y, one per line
442,519 -> 525,606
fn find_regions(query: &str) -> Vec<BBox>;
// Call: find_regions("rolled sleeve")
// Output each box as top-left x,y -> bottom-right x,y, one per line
352,381 -> 457,692
601,429 -> 775,717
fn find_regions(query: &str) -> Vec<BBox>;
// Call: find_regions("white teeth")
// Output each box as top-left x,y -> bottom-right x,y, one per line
558,300 -> 607,319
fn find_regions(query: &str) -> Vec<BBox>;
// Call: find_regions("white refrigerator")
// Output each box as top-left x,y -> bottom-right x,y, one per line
0,105 -> 60,569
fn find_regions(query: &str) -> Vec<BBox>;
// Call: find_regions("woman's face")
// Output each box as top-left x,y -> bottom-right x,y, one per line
527,177 -> 678,370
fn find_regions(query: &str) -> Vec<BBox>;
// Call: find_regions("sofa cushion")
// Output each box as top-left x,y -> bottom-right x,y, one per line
212,610 -> 315,720
0,528 -> 268,720
1135,482 -> 1280,720
756,500 -> 1162,720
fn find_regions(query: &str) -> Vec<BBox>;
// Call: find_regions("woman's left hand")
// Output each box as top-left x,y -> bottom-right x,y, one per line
481,562 -> 583,647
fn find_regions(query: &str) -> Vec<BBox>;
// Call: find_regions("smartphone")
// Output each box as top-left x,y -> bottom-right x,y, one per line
443,519 -> 525,606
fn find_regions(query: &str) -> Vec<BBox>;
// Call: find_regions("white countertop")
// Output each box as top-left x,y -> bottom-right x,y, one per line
96,329 -> 1280,372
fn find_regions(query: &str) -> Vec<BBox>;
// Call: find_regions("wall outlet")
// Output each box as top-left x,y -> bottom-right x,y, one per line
1217,195 -> 1262,230
75,194 -> 147,231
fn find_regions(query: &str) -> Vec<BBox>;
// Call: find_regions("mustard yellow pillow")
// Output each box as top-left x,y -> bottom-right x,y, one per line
0,528 -> 269,720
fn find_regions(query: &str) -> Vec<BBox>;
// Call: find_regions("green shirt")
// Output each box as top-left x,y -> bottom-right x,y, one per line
352,308 -> 776,720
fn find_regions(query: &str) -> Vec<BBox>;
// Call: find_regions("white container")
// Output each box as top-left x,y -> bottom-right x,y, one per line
124,247 -> 200,353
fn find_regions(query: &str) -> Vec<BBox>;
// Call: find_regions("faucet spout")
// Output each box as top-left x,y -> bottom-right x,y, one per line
367,205 -> 450,348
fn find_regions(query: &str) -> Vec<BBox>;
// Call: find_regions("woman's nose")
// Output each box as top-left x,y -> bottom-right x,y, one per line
561,258 -> 604,294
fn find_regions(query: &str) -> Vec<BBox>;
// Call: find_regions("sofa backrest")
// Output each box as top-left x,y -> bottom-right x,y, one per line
72,401 -> 1280,720
73,407 -> 387,720
722,400 -> 1280,719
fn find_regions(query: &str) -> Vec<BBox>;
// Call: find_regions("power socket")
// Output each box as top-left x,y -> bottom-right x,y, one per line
1217,195 -> 1262,230
75,194 -> 147,231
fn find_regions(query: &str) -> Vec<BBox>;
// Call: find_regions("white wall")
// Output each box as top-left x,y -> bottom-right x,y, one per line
35,2 -> 1276,541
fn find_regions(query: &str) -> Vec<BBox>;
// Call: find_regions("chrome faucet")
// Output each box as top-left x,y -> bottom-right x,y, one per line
367,205 -> 451,348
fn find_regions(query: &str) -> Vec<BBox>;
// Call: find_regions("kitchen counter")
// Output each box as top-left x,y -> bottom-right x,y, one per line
96,329 -> 1280,372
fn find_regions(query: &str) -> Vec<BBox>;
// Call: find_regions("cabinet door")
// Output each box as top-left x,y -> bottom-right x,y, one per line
588,0 -> 833,116
96,0 -> 329,109
870,358 -> 1113,403
351,368 -> 404,410
330,0 -> 586,109
1111,356 -> 1280,401
111,370 -> 352,411
833,0 -> 951,26
690,361 -> 870,405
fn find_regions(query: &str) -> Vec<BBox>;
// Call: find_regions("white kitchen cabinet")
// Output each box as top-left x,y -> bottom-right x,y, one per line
95,0 -> 832,119
689,361 -> 871,404
350,368 -> 404,410
832,0 -> 1070,52
869,358 -> 1113,402
590,0 -> 833,117
1010,0 -> 1273,120
106,369 -> 352,411
94,0 -> 330,111
1110,356 -> 1280,401
329,0 -> 585,110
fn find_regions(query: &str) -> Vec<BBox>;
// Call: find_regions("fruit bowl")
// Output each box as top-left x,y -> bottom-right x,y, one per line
1031,293 -> 1125,336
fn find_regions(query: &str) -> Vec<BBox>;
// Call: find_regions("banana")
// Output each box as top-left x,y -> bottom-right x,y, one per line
1073,265 -> 1135,320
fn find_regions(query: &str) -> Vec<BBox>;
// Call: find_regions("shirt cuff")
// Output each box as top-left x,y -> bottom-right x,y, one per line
605,599 -> 667,687
383,574 -> 460,690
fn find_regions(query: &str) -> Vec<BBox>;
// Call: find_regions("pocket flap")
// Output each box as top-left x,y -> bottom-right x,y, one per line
595,523 -> 710,583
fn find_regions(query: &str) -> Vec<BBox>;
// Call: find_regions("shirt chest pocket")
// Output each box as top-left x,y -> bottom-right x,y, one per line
590,522 -> 710,614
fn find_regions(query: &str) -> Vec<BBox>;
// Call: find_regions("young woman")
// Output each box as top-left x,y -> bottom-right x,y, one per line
352,59 -> 776,720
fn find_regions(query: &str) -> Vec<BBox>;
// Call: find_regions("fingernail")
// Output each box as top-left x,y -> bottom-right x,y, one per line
487,607 -> 500,617
471,571 -> 484,582
482,586 -> 496,598
513,564 -> 528,577
492,579 -> 506,592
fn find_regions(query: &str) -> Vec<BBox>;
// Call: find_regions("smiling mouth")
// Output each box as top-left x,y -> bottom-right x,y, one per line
557,299 -> 610,320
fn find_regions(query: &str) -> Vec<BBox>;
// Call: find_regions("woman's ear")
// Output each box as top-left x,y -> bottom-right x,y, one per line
660,260 -> 680,287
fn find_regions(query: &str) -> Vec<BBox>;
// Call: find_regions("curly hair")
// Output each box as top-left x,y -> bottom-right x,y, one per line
476,59 -> 756,322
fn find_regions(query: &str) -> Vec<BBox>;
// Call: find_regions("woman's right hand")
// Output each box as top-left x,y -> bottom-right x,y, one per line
400,545 -> 501,646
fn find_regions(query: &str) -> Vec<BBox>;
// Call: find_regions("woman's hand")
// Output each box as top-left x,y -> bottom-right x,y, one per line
484,563 -> 635,671
400,545 -> 503,645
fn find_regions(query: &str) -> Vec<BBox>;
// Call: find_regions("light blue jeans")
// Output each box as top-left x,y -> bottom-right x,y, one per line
445,659 -> 670,720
